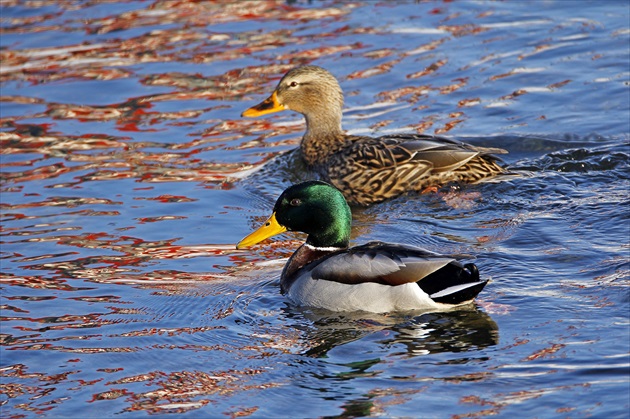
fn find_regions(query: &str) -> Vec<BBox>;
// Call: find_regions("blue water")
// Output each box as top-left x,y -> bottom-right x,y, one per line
1,1 -> 629,418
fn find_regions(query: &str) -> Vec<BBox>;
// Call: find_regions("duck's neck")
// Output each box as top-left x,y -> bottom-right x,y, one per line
280,219 -> 349,292
280,243 -> 344,293
301,111 -> 346,167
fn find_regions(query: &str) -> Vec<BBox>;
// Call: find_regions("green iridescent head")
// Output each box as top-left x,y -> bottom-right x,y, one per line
237,181 -> 351,249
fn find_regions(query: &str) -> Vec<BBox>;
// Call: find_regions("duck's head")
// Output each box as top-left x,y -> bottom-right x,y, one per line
241,65 -> 344,130
236,181 -> 351,250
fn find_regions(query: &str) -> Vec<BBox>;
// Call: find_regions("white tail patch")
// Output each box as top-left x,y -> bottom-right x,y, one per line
430,281 -> 486,299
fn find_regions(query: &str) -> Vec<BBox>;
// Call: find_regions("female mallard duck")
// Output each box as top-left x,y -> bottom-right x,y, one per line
242,65 -> 508,206
236,181 -> 487,313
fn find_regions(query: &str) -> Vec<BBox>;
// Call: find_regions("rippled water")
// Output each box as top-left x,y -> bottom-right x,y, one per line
1,1 -> 629,418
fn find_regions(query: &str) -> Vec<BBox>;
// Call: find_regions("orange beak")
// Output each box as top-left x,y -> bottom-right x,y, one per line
241,91 -> 285,117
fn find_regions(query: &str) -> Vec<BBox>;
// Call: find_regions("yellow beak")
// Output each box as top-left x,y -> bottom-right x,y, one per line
241,91 -> 285,117
236,212 -> 287,249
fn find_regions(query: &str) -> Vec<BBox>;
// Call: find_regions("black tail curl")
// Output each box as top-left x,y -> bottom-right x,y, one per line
417,261 -> 487,305
464,263 -> 480,280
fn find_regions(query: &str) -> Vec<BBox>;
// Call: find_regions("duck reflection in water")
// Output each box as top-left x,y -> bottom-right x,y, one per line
283,306 -> 498,359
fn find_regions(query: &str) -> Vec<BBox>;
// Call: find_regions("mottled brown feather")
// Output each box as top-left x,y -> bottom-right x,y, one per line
243,65 -> 508,206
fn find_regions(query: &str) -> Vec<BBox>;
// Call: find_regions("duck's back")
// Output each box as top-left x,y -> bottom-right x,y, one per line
282,241 -> 488,313
313,134 -> 507,206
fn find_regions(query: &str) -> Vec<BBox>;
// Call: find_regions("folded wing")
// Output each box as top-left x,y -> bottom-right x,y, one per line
309,241 -> 487,305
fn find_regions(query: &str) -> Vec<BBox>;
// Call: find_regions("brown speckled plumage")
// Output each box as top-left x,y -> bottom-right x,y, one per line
243,65 -> 507,206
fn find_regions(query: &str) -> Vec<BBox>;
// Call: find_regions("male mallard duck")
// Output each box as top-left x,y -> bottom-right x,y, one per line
236,181 -> 487,313
242,65 -> 508,206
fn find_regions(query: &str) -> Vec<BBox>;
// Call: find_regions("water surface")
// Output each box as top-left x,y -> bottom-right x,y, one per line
1,1 -> 629,418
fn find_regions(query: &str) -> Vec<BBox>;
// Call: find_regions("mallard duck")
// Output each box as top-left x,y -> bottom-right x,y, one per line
236,181 -> 487,313
242,65 -> 508,206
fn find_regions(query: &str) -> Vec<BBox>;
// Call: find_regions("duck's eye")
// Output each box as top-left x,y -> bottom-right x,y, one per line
290,198 -> 302,206
289,81 -> 298,88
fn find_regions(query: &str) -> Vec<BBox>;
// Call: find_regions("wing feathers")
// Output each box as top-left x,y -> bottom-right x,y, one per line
284,242 -> 487,308
310,242 -> 456,286
377,258 -> 455,285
